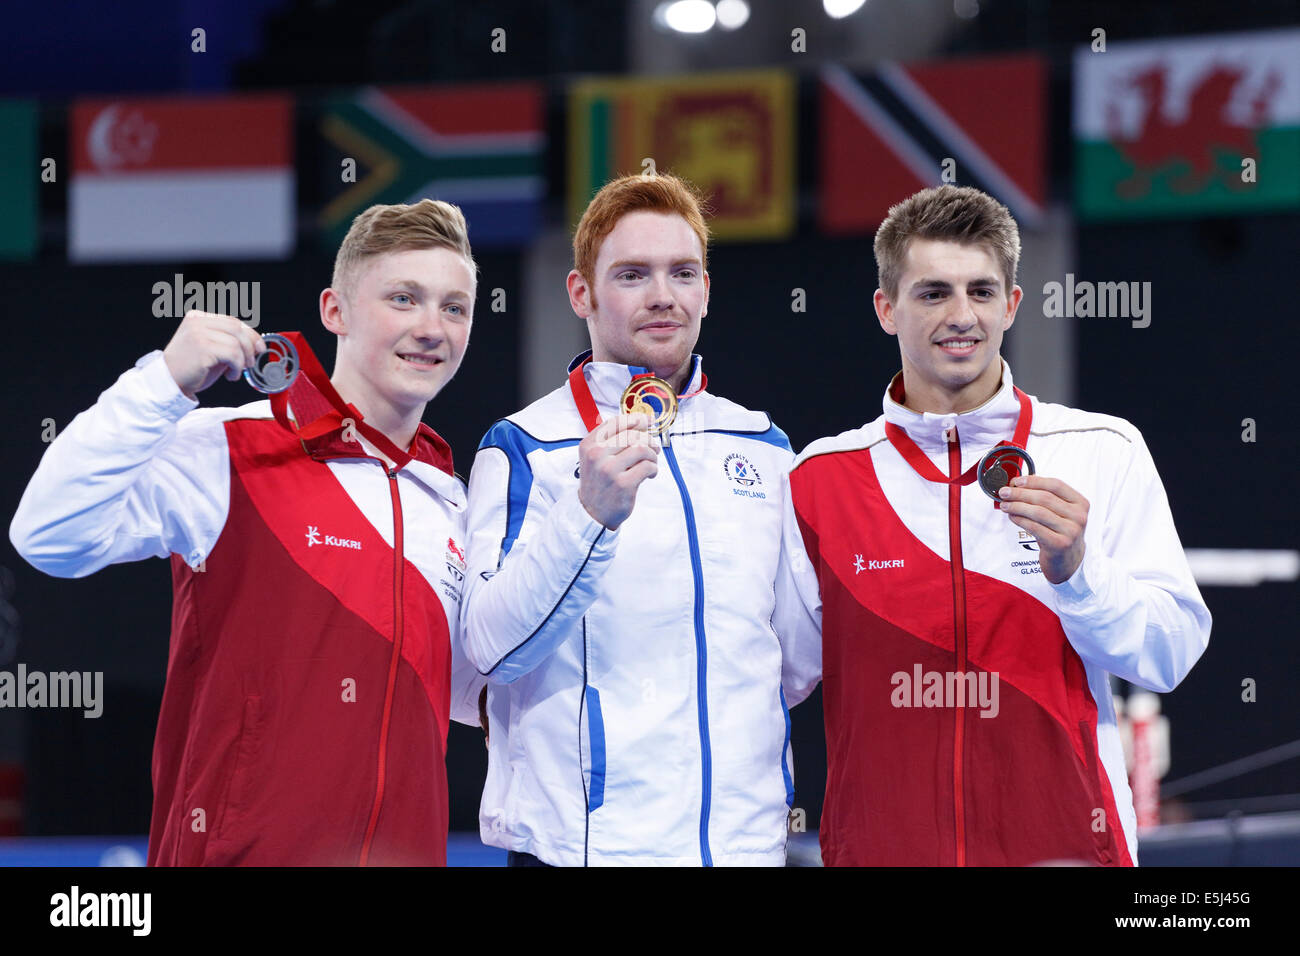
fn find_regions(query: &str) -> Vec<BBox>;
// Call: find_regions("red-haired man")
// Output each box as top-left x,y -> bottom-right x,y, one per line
459,174 -> 816,866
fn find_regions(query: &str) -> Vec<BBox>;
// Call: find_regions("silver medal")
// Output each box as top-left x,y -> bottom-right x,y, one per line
243,333 -> 299,394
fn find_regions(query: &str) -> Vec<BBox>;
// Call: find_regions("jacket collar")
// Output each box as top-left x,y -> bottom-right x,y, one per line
567,350 -> 706,410
882,359 -> 1022,454
297,416 -> 455,476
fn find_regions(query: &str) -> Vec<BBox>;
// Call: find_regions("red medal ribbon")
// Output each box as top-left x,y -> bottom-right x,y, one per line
567,355 -> 706,433
885,386 -> 1033,484
268,331 -> 453,474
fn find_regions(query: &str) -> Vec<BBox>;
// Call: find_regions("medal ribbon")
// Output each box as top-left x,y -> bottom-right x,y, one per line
567,355 -> 706,432
885,386 -> 1033,484
268,331 -> 444,472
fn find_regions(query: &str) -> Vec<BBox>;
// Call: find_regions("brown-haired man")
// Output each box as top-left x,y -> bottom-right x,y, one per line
780,185 -> 1211,866
459,173 -> 817,866
11,199 -> 480,865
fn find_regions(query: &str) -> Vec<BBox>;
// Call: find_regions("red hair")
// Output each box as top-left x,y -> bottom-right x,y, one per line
572,173 -> 710,286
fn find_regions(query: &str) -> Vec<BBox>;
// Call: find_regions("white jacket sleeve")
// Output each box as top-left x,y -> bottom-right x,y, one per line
1050,430 -> 1211,693
772,470 -> 822,706
458,433 -> 620,684
9,351 -> 230,577
448,624 -> 488,727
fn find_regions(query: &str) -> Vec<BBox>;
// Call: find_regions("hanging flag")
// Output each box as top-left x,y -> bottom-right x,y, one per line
569,70 -> 795,241
1074,28 -> 1300,220
69,95 -> 294,262
318,83 -> 545,249
0,100 -> 39,260
819,54 -> 1047,234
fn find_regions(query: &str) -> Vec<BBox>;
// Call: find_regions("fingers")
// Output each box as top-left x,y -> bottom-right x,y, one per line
167,310 -> 268,396
1000,496 -> 1078,535
998,478 -> 1087,522
1003,510 -> 1070,548
616,452 -> 659,485
577,413 -> 663,530
1007,475 -> 1087,505
231,327 -> 260,380
592,412 -> 648,440
591,413 -> 658,450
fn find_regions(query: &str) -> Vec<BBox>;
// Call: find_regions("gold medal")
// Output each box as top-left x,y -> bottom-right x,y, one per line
620,376 -> 677,442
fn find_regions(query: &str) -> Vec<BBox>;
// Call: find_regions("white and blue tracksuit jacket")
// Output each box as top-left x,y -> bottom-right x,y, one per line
458,353 -> 817,866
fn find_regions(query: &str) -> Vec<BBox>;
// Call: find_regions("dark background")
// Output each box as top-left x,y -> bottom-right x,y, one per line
1,0 -> 1296,839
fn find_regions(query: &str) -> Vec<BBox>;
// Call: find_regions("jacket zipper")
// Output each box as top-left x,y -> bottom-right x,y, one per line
947,432 -> 967,867
663,444 -> 713,867
359,466 -> 405,865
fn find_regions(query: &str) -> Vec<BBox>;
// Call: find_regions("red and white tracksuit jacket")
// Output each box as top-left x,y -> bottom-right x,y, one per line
778,362 -> 1211,866
9,350 -> 477,865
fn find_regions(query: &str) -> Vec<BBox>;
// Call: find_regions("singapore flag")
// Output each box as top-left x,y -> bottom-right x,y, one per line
69,95 -> 294,262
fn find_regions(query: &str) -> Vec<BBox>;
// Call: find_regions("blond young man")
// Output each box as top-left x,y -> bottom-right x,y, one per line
11,200 -> 479,866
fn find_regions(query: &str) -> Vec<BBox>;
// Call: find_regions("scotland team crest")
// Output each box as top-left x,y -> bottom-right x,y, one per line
723,453 -> 762,486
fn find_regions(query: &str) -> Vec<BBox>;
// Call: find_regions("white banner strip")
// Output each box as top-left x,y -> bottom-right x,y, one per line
1184,549 -> 1300,587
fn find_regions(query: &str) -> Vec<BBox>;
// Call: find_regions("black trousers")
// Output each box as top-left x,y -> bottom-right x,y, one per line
506,850 -> 554,867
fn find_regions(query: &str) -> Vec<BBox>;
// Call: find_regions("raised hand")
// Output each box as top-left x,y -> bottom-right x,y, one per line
577,413 -> 661,531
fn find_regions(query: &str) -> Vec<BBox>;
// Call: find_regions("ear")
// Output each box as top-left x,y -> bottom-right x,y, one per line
874,289 -> 898,336
566,269 -> 593,319
1004,284 -> 1023,331
320,287 -> 346,336
701,270 -> 710,318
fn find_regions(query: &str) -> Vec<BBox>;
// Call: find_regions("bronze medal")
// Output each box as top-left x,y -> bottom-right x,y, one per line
978,444 -> 1036,500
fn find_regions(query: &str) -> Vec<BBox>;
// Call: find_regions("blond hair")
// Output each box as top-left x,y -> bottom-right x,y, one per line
332,198 -> 476,299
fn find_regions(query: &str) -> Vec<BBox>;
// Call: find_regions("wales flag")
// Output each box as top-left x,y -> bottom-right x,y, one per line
1074,29 -> 1300,221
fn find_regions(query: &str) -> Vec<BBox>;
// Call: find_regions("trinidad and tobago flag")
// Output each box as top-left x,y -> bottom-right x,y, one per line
819,54 -> 1047,234
318,82 -> 544,249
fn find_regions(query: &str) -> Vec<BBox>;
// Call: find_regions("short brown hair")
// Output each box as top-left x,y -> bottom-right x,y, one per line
332,198 -> 476,299
874,186 -> 1020,302
572,173 -> 710,286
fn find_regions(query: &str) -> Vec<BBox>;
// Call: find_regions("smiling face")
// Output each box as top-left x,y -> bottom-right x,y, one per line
322,245 -> 475,426
874,237 -> 1022,414
567,210 -> 709,392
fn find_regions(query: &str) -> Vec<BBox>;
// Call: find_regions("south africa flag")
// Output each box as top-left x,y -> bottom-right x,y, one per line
318,83 -> 545,248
